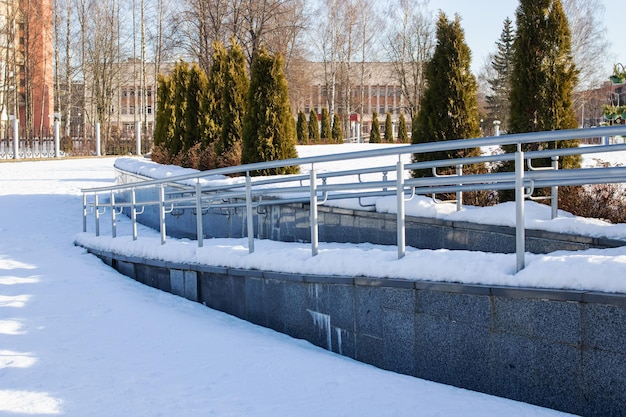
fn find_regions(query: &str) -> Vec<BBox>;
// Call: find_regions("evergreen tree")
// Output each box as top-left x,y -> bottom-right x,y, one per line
242,47 -> 299,175
183,63 -> 209,154
486,17 -> 515,134
384,111 -> 394,142
331,113 -> 343,143
397,113 -> 409,143
216,41 -> 249,167
500,0 -> 580,200
154,73 -> 174,151
411,13 -> 484,177
297,111 -> 309,144
204,42 -> 228,149
308,109 -> 321,143
172,62 -> 191,157
369,112 -> 381,143
320,108 -> 332,141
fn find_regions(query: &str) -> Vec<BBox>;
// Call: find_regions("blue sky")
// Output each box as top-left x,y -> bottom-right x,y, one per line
434,0 -> 625,76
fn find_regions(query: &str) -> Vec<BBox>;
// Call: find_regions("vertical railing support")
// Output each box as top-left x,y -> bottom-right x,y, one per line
159,185 -> 166,245
310,167 -> 319,257
94,193 -> 100,237
396,159 -> 406,259
82,193 -> 88,233
196,181 -> 204,248
515,144 -> 526,272
551,156 -> 559,219
110,191 -> 117,238
456,164 -> 463,212
245,173 -> 254,254
131,188 -> 138,241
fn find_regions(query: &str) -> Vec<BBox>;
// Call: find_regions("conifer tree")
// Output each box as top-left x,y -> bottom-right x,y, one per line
183,63 -> 209,154
216,42 -> 249,167
242,47 -> 299,175
486,17 -> 515,133
308,109 -> 321,143
154,73 -> 174,152
204,42 -> 228,149
397,113 -> 409,143
384,111 -> 393,142
331,113 -> 343,143
411,13 -> 483,177
297,111 -> 309,144
369,112 -> 381,143
320,108 -> 332,141
499,0 -> 580,200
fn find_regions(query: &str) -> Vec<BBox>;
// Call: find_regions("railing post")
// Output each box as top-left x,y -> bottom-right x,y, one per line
396,159 -> 405,259
82,193 -> 88,233
551,156 -> 559,219
456,164 -> 463,212
310,167 -> 319,257
131,188 -> 138,241
515,144 -> 526,272
94,193 -> 100,237
246,173 -> 254,254
110,191 -> 117,238
159,184 -> 166,245
196,181 -> 204,248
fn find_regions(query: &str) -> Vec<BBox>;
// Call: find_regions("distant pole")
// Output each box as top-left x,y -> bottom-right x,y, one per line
135,120 -> 141,155
54,119 -> 61,158
12,118 -> 19,160
95,122 -> 101,156
494,120 -> 501,136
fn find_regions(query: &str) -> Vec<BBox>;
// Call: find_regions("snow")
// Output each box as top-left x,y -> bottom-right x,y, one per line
4,143 -> 624,416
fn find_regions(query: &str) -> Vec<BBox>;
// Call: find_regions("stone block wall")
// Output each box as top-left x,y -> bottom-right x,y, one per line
86,247 -> 626,416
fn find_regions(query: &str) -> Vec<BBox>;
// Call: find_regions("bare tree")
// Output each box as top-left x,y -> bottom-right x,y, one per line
384,0 -> 434,118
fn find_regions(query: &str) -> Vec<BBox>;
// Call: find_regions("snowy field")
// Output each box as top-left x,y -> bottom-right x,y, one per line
2,143 -> 623,416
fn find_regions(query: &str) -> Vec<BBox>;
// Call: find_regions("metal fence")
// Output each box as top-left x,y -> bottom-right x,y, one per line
81,125 -> 626,272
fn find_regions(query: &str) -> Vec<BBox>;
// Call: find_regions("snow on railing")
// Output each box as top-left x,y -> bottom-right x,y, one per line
82,125 -> 626,272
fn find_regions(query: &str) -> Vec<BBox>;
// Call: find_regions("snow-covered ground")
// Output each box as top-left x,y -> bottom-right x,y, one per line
3,143 -> 622,416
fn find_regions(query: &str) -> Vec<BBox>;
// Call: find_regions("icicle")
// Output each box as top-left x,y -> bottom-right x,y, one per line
306,309 -> 332,351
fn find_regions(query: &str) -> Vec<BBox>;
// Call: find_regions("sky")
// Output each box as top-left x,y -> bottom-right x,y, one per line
0,151 -> 589,415
434,0 -> 625,75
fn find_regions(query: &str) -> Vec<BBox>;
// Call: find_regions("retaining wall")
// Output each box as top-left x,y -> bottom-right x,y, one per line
83,245 -> 626,417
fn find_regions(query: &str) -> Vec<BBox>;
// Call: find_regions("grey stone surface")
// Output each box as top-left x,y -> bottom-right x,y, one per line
88,245 -> 626,417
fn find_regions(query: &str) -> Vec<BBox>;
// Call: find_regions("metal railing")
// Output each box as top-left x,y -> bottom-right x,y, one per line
81,125 -> 626,272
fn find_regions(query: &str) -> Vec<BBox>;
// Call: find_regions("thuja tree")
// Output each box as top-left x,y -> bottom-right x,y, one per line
500,0 -> 580,200
369,112 -> 381,143
320,108 -> 332,141
411,13 -> 483,178
331,113 -> 343,143
297,111 -> 309,144
242,47 -> 299,175
384,111 -> 393,142
216,41 -> 249,168
204,42 -> 228,150
153,60 -> 208,162
308,109 -> 321,143
397,113 -> 409,143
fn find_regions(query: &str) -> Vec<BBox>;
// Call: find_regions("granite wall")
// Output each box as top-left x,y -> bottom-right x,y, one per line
84,246 -> 626,417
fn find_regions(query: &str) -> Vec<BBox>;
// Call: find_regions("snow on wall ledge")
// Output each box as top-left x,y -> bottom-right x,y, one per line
81,245 -> 626,417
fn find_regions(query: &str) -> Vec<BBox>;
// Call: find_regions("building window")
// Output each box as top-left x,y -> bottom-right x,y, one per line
146,106 -> 152,115
129,106 -> 134,114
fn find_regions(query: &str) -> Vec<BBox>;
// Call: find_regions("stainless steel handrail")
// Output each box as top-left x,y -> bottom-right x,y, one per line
81,125 -> 626,272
